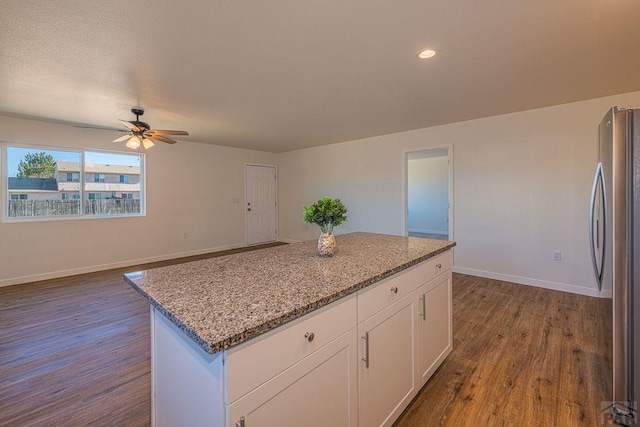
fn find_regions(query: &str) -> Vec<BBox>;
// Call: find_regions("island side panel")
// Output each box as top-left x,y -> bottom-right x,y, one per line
152,307 -> 225,427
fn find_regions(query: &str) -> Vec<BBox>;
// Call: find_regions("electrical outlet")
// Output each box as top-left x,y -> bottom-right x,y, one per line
552,251 -> 561,261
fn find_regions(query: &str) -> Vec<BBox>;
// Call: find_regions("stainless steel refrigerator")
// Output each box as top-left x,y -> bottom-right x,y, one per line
590,106 -> 639,425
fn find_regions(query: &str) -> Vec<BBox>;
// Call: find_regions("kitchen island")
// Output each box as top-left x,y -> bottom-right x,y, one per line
125,232 -> 456,427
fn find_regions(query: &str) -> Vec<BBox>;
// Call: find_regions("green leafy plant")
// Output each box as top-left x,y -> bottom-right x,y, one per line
17,152 -> 56,178
303,196 -> 348,234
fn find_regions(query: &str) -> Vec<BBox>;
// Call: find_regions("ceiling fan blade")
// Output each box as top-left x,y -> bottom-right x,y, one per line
119,119 -> 141,132
150,134 -> 178,144
113,134 -> 132,143
74,124 -> 128,132
147,129 -> 189,136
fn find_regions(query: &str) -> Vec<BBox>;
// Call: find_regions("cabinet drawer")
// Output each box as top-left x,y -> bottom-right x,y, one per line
226,294 -> 356,403
357,270 -> 416,323
414,251 -> 452,287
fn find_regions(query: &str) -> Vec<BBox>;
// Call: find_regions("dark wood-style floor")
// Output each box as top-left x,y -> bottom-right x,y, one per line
1,251 -> 608,426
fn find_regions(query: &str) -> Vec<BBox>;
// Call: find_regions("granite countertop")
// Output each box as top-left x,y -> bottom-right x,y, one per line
124,232 -> 456,354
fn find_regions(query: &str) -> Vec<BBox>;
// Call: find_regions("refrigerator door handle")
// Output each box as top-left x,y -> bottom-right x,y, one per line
589,162 -> 605,291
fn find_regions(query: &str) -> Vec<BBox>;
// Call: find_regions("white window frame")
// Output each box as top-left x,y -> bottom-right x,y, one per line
1,142 -> 146,222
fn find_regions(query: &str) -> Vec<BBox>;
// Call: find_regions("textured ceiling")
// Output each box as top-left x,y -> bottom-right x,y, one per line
1,0 -> 640,152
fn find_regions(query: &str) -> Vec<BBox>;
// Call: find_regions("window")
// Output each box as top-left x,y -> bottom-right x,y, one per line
84,151 -> 142,217
4,146 -> 81,218
3,144 -> 145,221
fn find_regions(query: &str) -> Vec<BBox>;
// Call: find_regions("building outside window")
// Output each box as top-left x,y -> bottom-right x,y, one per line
3,145 -> 144,220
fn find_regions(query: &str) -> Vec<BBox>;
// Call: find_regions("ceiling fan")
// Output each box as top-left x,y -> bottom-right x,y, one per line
76,108 -> 189,149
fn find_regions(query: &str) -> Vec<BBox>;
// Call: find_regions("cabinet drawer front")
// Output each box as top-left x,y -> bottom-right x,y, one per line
414,251 -> 452,287
357,267 -> 416,323
226,295 -> 356,403
227,329 -> 358,427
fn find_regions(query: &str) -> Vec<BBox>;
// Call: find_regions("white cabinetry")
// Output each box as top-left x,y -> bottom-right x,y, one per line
358,293 -> 415,427
415,274 -> 452,386
227,329 -> 358,427
150,250 -> 453,427
226,295 -> 358,427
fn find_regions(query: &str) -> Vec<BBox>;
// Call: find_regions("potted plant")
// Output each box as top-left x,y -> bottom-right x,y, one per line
303,196 -> 348,256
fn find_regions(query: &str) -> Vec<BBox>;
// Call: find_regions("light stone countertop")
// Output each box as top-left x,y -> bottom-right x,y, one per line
124,232 -> 456,354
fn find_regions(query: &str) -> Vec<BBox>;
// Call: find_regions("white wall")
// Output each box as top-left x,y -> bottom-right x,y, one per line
278,91 -> 640,297
0,116 -> 278,286
408,156 -> 448,234
4,91 -> 640,294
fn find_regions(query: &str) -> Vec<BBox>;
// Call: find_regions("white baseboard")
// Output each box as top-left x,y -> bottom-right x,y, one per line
408,228 -> 448,235
0,243 -> 249,288
452,266 -> 611,298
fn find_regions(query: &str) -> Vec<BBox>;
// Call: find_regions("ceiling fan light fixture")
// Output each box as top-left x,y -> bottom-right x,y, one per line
142,138 -> 155,149
126,135 -> 141,149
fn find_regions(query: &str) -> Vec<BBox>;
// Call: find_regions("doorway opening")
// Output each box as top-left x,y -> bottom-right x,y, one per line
405,148 -> 452,241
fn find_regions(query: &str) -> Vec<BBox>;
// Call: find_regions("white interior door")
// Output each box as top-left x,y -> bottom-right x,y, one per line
246,165 -> 277,245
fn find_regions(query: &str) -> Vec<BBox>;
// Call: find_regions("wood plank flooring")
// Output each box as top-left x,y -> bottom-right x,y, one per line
396,274 -> 609,427
1,257 -> 608,426
0,243 -> 284,427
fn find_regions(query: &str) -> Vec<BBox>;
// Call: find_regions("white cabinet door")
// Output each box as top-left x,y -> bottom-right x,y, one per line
358,294 -> 416,427
416,274 -> 452,387
227,329 -> 358,427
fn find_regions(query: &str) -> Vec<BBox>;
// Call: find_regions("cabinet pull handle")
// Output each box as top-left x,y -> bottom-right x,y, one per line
390,286 -> 398,294
236,416 -> 245,427
419,294 -> 426,320
436,263 -> 442,269
304,332 -> 315,342
361,332 -> 370,368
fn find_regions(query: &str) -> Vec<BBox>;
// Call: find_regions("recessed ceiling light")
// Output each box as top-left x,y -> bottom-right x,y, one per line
417,49 -> 436,59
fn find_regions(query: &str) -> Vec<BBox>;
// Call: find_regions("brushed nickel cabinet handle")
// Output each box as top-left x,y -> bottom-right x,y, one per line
361,332 -> 370,368
304,332 -> 315,342
391,286 -> 398,294
419,294 -> 426,320
236,416 -> 245,427
436,263 -> 442,269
